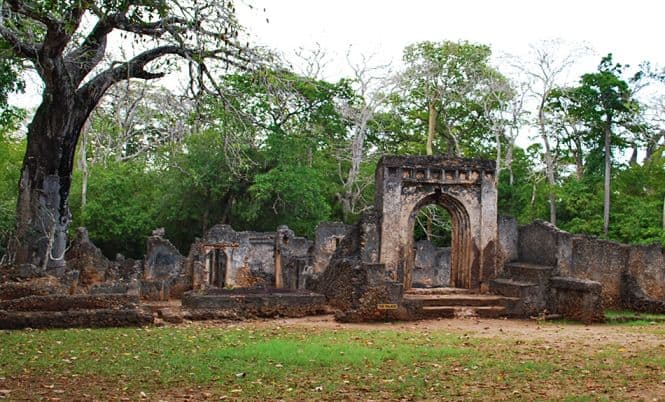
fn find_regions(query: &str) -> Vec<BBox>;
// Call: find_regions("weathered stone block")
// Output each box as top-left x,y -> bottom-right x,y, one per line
627,244 -> 665,300
548,276 -> 604,324
182,288 -> 326,319
518,220 -> 559,266
140,279 -> 171,301
569,237 -> 628,309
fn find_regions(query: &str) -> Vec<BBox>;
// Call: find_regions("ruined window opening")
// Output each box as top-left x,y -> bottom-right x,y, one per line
207,249 -> 228,288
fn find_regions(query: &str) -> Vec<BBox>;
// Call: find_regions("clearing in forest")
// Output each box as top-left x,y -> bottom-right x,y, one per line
0,314 -> 664,400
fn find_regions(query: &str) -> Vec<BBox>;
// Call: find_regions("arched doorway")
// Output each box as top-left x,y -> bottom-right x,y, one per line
411,204 -> 452,288
373,156 -> 498,292
405,190 -> 472,289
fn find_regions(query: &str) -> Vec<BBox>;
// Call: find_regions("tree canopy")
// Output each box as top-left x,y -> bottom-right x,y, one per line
1,27 -> 664,261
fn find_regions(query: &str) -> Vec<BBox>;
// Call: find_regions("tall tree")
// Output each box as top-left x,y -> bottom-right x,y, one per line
336,51 -> 393,221
572,55 -> 641,236
0,0 -> 255,268
398,40 -> 502,157
549,55 -> 642,236
511,39 -> 590,226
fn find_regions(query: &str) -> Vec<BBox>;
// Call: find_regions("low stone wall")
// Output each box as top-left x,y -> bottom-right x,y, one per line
0,292 -> 152,330
182,288 -> 326,319
548,277 -> 604,324
621,273 -> 665,314
517,220 -> 665,311
0,309 -> 152,330
0,294 -> 139,311
0,277 -> 67,300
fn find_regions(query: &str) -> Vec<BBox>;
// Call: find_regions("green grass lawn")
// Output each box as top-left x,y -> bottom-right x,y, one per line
1,319 -> 664,400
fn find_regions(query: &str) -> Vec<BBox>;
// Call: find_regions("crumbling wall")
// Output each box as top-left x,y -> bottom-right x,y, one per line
144,228 -> 184,280
245,233 -> 276,282
412,240 -> 450,288
188,224 -> 313,290
65,227 -> 112,292
627,244 -> 665,301
311,222 -> 354,274
314,224 -> 360,310
568,237 -> 628,309
518,220 -> 559,266
497,216 -> 518,274
142,228 -> 188,300
517,220 -> 665,311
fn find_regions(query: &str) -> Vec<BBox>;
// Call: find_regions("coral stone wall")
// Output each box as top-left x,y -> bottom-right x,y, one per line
517,220 -> 665,309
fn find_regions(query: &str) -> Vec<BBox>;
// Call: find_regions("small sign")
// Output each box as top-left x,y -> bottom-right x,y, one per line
377,303 -> 398,310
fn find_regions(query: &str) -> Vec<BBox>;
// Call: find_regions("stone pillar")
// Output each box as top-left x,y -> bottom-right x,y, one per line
224,249 -> 233,288
274,246 -> 283,288
203,248 -> 211,287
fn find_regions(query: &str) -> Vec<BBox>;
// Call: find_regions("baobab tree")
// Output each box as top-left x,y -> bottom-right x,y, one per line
0,0 -> 258,269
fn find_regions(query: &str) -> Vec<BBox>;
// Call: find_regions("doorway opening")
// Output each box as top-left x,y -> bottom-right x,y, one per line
207,249 -> 228,288
411,204 -> 453,288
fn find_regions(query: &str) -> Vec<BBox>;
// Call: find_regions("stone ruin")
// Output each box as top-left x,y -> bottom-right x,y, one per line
1,155 -> 664,328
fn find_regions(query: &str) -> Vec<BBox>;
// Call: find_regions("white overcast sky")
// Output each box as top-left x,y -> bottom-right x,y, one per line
12,0 -> 665,109
237,0 -> 665,80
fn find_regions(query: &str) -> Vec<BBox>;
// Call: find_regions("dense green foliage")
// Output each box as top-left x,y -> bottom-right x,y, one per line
1,41 -> 664,259
0,56 -> 24,259
0,132 -> 24,258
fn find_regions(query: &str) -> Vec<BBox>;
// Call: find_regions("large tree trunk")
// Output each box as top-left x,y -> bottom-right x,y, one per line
505,137 -> 515,186
603,120 -> 612,237
573,136 -> 584,180
426,101 -> 437,156
79,120 -> 89,217
538,101 -> 557,226
12,89 -> 90,271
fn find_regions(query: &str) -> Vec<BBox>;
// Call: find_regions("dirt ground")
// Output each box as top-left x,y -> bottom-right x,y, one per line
223,313 -> 665,350
2,315 -> 664,401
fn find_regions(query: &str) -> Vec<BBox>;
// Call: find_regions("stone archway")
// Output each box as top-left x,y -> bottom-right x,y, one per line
406,190 -> 471,289
374,156 -> 498,291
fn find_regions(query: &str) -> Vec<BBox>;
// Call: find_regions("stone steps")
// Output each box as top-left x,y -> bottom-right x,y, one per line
403,291 -> 517,319
403,293 -> 517,307
504,262 -> 555,284
488,260 -> 557,316
405,287 -> 476,296
489,278 -> 538,299
420,305 -> 508,319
